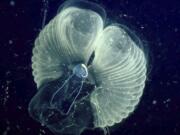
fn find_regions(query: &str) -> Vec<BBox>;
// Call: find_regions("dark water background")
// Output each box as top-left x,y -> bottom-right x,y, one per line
0,0 -> 180,135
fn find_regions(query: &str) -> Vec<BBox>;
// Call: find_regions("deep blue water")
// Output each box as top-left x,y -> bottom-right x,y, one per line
0,0 -> 180,135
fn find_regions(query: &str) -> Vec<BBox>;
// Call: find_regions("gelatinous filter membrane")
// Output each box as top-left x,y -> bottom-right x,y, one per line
28,0 -> 148,135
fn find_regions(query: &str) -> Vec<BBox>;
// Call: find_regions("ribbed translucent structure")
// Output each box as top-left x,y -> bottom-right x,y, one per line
30,1 -> 147,134
32,7 -> 103,88
90,26 -> 147,127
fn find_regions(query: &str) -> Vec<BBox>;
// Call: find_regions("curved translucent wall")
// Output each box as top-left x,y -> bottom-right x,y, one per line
28,0 -> 147,135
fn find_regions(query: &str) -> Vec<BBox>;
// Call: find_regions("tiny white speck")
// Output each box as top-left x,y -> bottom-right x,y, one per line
123,14 -> 127,17
18,106 -> 22,110
9,40 -> 13,44
152,100 -> 157,105
141,26 -> 144,29
174,28 -> 178,32
10,1 -> 15,6
163,98 -> 171,104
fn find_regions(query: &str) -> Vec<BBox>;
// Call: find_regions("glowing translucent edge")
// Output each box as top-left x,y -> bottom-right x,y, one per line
90,26 -> 147,128
31,3 -> 147,129
32,7 -> 103,88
